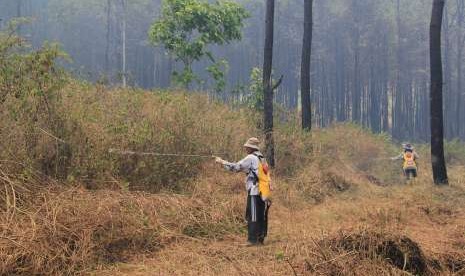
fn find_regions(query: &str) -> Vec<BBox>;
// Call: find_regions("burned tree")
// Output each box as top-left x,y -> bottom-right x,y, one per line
301,0 -> 313,131
429,0 -> 448,185
263,0 -> 277,167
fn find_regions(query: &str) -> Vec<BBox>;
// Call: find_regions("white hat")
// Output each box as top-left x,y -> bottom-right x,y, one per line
243,137 -> 260,150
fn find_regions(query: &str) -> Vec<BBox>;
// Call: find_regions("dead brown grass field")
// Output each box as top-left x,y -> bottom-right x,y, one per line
2,85 -> 465,275
90,126 -> 465,276
90,164 -> 465,276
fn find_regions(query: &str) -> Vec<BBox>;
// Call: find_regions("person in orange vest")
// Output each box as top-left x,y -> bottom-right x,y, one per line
391,143 -> 420,180
214,137 -> 271,246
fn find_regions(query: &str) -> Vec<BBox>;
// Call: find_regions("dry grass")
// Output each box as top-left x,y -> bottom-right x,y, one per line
0,170 -> 246,275
2,83 -> 465,275
89,124 -> 465,276
90,175 -> 465,276
0,81 -> 256,191
3,35 -> 465,275
74,132 -> 463,276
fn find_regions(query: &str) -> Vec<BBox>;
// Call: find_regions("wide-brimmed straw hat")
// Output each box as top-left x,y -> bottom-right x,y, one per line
243,137 -> 260,150
402,143 -> 414,150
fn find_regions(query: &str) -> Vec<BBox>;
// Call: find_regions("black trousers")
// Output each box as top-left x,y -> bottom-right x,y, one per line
404,168 -> 417,180
246,195 -> 269,244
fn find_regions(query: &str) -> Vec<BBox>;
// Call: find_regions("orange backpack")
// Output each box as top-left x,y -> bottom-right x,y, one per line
403,152 -> 417,170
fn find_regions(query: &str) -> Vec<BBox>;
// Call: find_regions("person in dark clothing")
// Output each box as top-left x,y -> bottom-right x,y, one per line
245,191 -> 269,244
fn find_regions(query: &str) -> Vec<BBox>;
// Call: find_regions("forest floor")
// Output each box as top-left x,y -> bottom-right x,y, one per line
2,86 -> 465,275
93,166 -> 465,276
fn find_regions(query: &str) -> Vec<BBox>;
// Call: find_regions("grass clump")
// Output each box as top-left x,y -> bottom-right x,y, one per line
0,174 -> 245,275
2,78 -> 255,192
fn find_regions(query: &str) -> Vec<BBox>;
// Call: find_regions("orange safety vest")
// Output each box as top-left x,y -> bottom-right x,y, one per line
403,152 -> 417,170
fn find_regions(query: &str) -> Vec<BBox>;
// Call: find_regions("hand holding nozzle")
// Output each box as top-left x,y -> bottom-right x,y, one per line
214,156 -> 227,165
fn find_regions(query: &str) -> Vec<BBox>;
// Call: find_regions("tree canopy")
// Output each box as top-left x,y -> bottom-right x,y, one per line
148,0 -> 248,90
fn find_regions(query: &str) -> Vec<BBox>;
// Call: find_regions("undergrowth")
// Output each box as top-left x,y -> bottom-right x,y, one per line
2,29 -> 465,276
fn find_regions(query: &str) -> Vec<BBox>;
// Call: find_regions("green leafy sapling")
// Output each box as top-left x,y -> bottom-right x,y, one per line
148,0 -> 248,91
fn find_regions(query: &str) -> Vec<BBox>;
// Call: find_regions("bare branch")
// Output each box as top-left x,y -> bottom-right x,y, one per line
272,74 -> 283,90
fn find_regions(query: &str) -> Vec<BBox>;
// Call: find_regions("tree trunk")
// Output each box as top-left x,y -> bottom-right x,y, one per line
105,0 -> 112,75
351,0 -> 361,123
301,0 -> 313,131
153,49 -> 158,87
167,55 -> 173,88
394,0 -> 403,138
17,0 -> 22,34
430,0 -> 448,185
263,0 -> 276,167
121,0 -> 127,88
456,0 -> 464,138
443,4 -> 452,138
381,32 -> 389,132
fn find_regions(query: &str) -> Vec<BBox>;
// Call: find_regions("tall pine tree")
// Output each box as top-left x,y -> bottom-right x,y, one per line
430,0 -> 448,184
263,0 -> 276,167
301,0 -> 313,131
